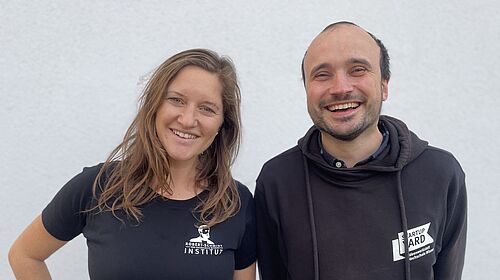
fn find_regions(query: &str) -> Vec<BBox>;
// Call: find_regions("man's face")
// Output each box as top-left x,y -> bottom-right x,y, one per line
303,24 -> 388,141
200,226 -> 210,239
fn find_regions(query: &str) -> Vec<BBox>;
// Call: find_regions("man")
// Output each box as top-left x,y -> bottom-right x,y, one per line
189,225 -> 215,244
255,21 -> 467,280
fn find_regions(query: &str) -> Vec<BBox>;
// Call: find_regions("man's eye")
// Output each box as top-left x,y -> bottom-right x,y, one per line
351,67 -> 367,76
314,72 -> 330,80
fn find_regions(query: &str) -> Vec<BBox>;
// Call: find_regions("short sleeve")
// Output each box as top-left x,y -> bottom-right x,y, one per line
41,164 -> 103,241
234,183 -> 257,270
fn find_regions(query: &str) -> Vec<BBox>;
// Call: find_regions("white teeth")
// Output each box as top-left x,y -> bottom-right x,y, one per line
327,102 -> 359,112
172,129 -> 197,139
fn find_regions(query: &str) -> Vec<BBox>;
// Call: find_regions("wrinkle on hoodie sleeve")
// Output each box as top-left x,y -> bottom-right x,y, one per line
255,182 -> 288,280
433,163 -> 467,279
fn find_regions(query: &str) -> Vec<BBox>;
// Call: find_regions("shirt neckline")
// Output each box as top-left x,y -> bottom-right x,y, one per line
154,190 -> 207,209
319,121 -> 390,168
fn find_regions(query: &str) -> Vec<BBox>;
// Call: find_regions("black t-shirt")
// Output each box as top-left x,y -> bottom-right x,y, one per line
42,164 -> 256,280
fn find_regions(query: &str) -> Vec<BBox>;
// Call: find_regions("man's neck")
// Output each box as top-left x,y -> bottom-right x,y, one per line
320,124 -> 383,168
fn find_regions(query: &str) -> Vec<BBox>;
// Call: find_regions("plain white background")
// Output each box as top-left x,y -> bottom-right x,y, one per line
1,1 -> 498,279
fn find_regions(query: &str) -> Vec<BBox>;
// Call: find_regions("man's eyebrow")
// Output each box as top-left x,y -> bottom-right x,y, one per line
349,58 -> 372,68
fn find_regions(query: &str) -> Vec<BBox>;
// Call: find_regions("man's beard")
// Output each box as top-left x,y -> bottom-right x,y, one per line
309,93 -> 383,141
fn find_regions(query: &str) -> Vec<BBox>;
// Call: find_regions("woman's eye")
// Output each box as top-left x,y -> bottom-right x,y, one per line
167,97 -> 184,105
199,106 -> 216,115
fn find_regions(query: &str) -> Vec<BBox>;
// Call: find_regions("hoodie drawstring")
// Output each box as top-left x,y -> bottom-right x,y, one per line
396,170 -> 411,279
303,155 -> 320,280
303,155 -> 411,280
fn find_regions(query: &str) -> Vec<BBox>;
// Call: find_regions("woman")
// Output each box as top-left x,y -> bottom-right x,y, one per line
9,49 -> 256,280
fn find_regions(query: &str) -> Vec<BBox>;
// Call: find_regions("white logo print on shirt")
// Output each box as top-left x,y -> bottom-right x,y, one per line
189,225 -> 214,244
392,222 -> 435,261
184,225 -> 223,255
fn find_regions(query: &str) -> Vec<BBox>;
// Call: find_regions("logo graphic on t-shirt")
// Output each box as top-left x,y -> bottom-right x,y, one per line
189,225 -> 214,244
392,222 -> 435,261
184,225 -> 223,256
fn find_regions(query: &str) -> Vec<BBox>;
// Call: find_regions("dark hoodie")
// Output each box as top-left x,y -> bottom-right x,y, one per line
255,115 -> 467,280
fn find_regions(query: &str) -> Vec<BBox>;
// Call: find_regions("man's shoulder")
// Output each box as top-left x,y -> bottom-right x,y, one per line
234,180 -> 253,202
257,145 -> 305,184
262,145 -> 303,170
422,145 -> 461,163
413,145 -> 465,177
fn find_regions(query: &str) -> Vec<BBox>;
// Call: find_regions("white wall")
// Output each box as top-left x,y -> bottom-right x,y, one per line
1,1 -> 498,279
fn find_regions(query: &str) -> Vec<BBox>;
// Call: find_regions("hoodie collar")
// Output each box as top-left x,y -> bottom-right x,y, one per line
319,121 -> 390,168
298,115 -> 428,174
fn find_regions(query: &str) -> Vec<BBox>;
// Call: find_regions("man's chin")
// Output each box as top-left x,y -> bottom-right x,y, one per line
318,125 -> 364,142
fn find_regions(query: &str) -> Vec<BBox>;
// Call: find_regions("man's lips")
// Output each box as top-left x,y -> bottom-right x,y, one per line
326,102 -> 360,112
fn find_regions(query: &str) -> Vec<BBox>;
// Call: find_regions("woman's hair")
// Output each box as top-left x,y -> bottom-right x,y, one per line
91,48 -> 242,227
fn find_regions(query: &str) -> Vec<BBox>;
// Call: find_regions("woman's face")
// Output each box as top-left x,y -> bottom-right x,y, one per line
155,66 -> 224,167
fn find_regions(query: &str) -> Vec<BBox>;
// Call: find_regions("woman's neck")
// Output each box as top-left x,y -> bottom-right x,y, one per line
159,160 -> 201,200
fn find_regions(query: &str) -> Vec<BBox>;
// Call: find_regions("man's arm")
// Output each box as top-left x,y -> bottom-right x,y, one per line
255,185 -> 287,280
434,169 -> 467,279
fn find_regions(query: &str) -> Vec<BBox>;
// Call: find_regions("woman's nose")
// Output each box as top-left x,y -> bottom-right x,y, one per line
177,106 -> 198,127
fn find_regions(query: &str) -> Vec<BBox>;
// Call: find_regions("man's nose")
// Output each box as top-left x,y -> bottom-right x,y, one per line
328,73 -> 354,95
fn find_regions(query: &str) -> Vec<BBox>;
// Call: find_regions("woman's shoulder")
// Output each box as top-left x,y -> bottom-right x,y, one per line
60,162 -> 114,198
81,162 -> 106,176
80,161 -> 120,182
233,180 -> 255,216
234,180 -> 253,200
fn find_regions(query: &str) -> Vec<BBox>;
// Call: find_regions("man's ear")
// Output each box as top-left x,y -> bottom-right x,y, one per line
381,79 -> 389,101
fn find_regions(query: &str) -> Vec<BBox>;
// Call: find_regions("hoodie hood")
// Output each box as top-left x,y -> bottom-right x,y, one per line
298,115 -> 428,179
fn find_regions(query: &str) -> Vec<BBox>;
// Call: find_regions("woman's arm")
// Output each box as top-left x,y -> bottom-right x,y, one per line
233,262 -> 256,280
9,215 -> 67,280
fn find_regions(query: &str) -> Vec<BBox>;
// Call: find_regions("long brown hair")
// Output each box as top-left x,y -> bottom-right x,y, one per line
91,49 -> 242,227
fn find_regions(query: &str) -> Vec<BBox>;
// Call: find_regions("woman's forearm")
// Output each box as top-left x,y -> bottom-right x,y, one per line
9,252 -> 52,280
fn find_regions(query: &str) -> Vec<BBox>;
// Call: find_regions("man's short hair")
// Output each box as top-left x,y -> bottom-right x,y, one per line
301,21 -> 391,84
